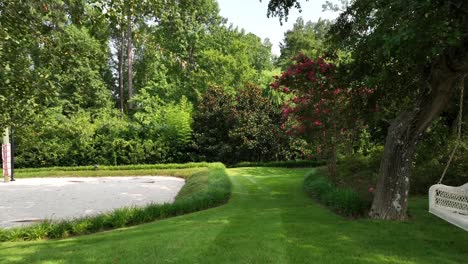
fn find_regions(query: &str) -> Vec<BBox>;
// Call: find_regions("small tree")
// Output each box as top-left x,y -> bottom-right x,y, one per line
272,54 -> 373,178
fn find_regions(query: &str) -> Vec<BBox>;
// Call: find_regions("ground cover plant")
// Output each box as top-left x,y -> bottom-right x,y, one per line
231,159 -> 326,168
304,172 -> 370,217
0,167 -> 466,263
0,163 -> 231,242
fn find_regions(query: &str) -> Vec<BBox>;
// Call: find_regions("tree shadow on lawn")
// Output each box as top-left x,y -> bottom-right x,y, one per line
1,167 -> 467,264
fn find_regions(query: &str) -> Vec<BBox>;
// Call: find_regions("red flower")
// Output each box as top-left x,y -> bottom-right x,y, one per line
307,71 -> 316,82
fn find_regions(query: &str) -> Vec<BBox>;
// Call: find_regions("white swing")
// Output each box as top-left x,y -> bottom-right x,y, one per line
429,79 -> 468,231
429,183 -> 468,231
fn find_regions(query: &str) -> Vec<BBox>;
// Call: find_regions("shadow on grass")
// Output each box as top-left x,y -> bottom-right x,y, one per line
1,167 -> 467,264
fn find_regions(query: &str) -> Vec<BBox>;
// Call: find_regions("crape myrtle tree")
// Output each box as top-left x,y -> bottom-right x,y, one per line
266,0 -> 468,220
272,54 -> 373,179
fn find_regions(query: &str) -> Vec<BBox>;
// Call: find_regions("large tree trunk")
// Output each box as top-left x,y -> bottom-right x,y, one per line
370,47 -> 468,220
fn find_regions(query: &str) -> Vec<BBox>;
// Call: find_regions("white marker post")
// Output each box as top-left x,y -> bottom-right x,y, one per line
2,128 -> 11,182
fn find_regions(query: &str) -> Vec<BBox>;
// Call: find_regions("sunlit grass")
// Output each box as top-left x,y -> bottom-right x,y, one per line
1,167 -> 466,264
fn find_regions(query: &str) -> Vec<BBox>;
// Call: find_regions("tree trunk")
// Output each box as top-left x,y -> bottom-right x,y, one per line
370,50 -> 468,220
118,28 -> 125,114
127,12 -> 133,110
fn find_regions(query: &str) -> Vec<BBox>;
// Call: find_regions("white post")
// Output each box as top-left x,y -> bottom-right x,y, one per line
2,128 -> 11,182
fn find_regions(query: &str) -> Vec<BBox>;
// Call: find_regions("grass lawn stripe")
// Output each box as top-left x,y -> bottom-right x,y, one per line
0,167 -> 466,264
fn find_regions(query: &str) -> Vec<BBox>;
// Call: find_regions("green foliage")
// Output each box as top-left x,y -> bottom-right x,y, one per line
277,17 -> 332,69
325,0 -> 468,118
39,25 -> 112,114
0,1 -> 58,127
231,160 -> 326,168
229,86 -> 291,161
131,1 -> 272,104
15,97 -> 194,167
304,172 -> 369,217
192,86 -> 301,164
17,162 -> 210,173
412,118 -> 468,194
163,97 -> 193,146
0,163 -> 231,242
192,86 -> 235,162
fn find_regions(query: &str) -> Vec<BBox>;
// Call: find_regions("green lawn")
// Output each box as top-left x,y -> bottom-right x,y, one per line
1,167 -> 467,264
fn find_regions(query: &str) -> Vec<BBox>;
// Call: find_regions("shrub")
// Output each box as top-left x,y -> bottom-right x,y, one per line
231,160 -> 326,168
304,171 -> 369,217
192,86 -> 303,164
16,162 -> 211,173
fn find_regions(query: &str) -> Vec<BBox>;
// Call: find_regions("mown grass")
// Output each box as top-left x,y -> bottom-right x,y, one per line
0,167 -> 466,264
0,163 -> 231,242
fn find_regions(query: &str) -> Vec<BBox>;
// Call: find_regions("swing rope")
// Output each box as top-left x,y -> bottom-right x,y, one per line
438,76 -> 465,184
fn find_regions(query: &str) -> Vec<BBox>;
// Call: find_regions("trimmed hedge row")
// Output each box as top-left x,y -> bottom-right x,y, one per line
0,163 -> 231,242
16,162 -> 211,173
231,160 -> 326,168
304,171 -> 370,217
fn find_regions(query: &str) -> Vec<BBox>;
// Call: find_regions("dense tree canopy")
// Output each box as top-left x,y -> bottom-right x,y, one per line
1,0 -> 279,168
277,17 -> 331,69
1,0 -> 466,223
267,0 -> 468,220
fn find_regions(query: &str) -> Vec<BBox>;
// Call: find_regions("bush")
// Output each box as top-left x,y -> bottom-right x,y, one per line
336,143 -> 467,195
15,103 -> 195,168
16,162 -> 211,173
192,86 -> 305,164
231,160 -> 326,168
0,163 -> 231,242
304,171 -> 369,217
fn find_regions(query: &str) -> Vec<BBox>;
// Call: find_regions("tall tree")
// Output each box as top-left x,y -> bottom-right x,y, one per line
126,1 -> 134,110
99,0 -> 150,113
0,1 -> 59,128
277,17 -> 331,69
267,0 -> 468,220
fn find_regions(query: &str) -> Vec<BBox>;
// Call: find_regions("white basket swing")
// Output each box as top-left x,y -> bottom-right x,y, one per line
428,78 -> 467,231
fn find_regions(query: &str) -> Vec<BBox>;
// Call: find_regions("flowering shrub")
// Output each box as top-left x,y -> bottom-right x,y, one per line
271,54 -> 374,177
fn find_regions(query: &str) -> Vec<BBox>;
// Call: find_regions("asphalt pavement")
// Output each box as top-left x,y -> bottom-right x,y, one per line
0,176 -> 185,228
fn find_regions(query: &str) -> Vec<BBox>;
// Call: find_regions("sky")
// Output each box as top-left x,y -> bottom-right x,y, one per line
217,0 -> 339,55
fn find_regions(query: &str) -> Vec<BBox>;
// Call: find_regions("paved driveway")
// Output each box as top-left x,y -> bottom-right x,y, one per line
0,176 -> 185,228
